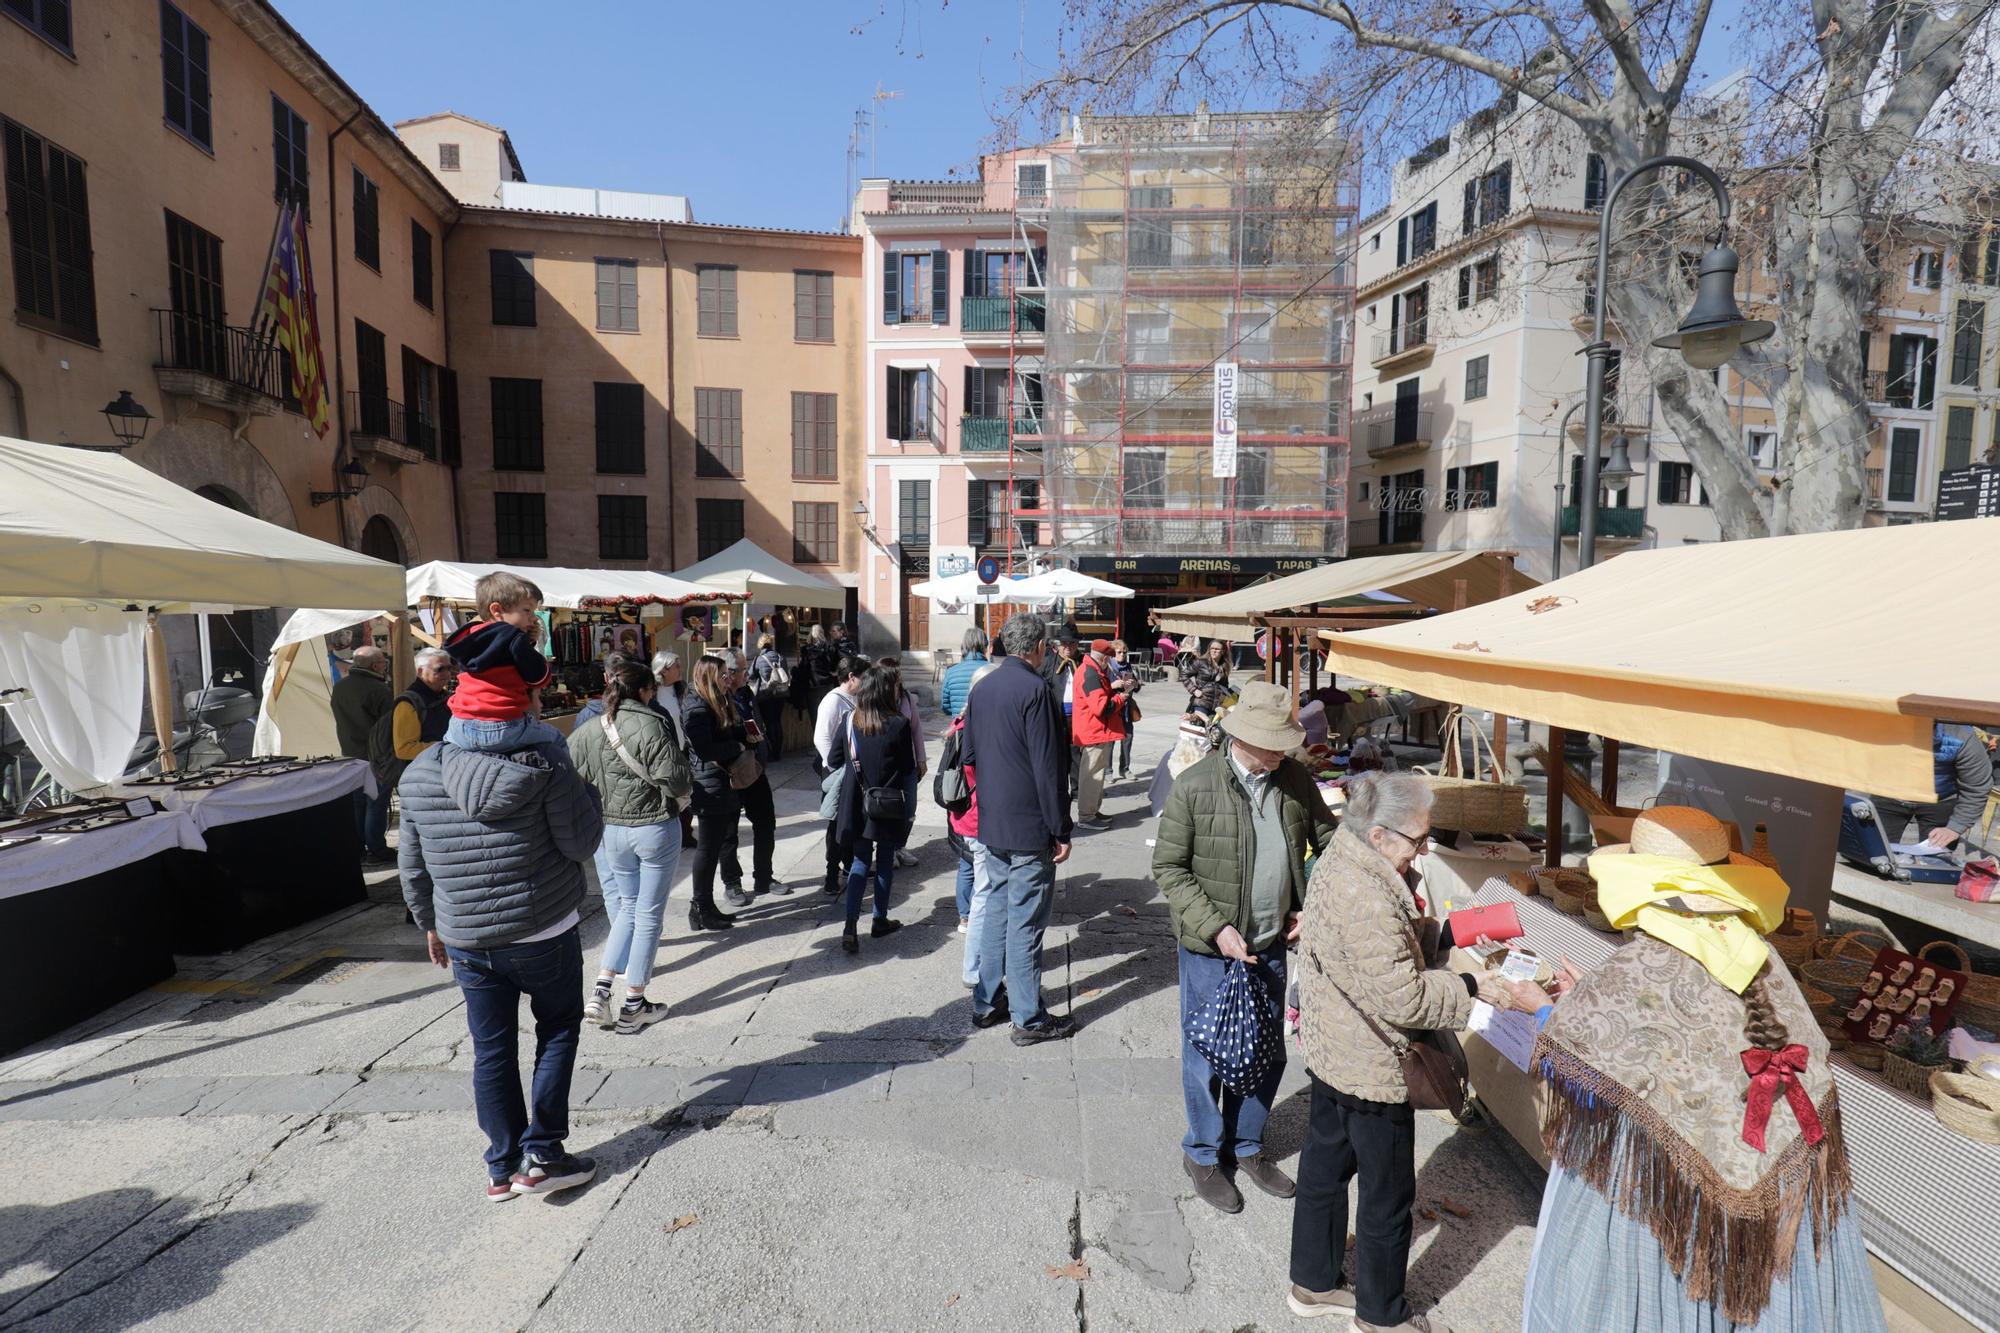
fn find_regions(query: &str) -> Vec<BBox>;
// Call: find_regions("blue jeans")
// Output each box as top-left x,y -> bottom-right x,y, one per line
1179,945 -> 1287,1166
960,838 -> 991,986
595,821 -> 681,991
954,847 -> 976,918
352,783 -> 390,857
446,715 -> 564,753
975,845 -> 1057,1026
447,926 -> 585,1179
846,836 -> 898,926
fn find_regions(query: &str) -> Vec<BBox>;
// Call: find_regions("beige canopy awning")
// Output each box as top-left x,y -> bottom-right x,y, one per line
1319,522 -> 2000,801
668,538 -> 848,609
1156,550 -> 1534,638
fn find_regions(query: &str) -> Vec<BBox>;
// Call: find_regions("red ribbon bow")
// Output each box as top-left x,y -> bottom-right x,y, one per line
1740,1044 -> 1824,1152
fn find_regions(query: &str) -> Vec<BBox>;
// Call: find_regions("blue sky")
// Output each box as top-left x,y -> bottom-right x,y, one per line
281,0 -> 1749,233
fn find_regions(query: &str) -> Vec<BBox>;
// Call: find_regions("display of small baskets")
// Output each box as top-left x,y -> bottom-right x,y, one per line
1958,969 -> 2000,1034
1817,1017 -> 1849,1052
1800,930 -> 1892,1010
1880,1049 -> 1953,1101
1537,868 -> 1596,916
1800,982 -> 1836,1019
1930,1064 -> 2000,1144
1769,907 -> 1818,971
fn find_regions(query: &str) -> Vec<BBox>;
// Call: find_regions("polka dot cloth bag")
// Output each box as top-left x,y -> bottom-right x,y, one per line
1187,960 -> 1282,1095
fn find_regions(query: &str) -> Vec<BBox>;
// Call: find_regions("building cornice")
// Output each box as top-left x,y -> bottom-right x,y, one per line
860,212 -> 1020,233
1356,205 -> 1598,302
455,206 -> 861,253
217,0 -> 461,222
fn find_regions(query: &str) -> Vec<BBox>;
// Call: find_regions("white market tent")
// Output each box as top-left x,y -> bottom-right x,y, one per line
669,538 -> 847,609
1012,568 -> 1135,601
0,437 -> 404,789
1318,522 -> 2000,801
0,437 -> 402,613
405,560 -> 724,610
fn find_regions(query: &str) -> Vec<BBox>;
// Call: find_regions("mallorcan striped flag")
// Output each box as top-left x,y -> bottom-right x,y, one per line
252,201 -> 332,436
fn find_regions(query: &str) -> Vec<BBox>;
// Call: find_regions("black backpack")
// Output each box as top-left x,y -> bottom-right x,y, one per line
368,689 -> 424,786
932,724 -> 971,815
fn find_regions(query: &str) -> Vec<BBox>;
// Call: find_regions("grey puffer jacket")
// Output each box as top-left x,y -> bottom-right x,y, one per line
1296,825 -> 1473,1103
398,741 -> 604,948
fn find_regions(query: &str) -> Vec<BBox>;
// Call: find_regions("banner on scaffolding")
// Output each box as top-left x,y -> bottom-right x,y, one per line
1211,361 -> 1239,478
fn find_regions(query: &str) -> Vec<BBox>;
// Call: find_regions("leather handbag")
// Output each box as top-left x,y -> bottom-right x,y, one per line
1306,945 -> 1472,1118
725,747 -> 763,790
847,719 -> 910,823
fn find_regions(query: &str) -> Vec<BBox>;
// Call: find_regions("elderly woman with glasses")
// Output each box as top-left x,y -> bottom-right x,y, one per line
1286,772 -> 1546,1331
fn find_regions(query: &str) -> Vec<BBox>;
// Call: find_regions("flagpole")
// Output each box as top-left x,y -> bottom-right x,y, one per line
249,200 -> 290,339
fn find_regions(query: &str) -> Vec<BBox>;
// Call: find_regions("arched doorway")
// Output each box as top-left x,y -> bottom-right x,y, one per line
359,515 -> 404,564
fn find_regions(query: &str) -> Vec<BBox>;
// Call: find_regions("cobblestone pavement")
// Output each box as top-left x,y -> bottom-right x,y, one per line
0,710 -> 1548,1332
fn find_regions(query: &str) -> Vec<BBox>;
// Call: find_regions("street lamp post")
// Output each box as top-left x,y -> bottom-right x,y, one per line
1550,401 -> 1638,580
1580,155 -> 1774,568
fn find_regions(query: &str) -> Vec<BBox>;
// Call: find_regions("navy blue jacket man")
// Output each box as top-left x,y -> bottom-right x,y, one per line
959,613 -> 1078,1045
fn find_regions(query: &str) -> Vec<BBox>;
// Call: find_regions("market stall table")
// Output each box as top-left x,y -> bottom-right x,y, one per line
1456,876 -> 2000,1330
0,808 -> 204,1053
115,759 -> 373,953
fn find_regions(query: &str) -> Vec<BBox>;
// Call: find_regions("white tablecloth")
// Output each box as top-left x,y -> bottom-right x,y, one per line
0,810 -> 206,900
115,760 -> 374,833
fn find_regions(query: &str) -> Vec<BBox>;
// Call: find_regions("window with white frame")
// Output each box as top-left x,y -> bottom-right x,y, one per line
1910,251 -> 1943,291
1746,429 -> 1776,471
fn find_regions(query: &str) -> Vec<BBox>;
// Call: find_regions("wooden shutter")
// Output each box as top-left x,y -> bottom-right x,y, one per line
795,271 -> 814,341
1457,267 -> 1470,310
886,367 -> 905,441
697,265 -> 715,335
718,265 -> 736,335
1396,218 -> 1407,266
1462,180 -> 1476,234
882,253 -> 900,325
438,367 -> 460,466
411,221 -> 432,308
930,249 -> 949,325
963,365 -> 980,418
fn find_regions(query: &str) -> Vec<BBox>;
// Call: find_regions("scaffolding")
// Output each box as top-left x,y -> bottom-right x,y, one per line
1015,112 -> 1359,561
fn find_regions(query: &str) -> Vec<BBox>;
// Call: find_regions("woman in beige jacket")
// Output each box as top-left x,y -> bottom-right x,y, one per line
1286,773 -> 1543,1331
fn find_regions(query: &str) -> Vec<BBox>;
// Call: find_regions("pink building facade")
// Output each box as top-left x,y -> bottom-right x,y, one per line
852,149 -> 1055,654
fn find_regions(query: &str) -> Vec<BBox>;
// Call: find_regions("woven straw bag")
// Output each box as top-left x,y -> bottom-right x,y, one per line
1415,711 -> 1529,836
1769,906 -> 1817,971
1801,930 -> 1891,1010
1931,1063 -> 2000,1144
1537,868 -> 1595,916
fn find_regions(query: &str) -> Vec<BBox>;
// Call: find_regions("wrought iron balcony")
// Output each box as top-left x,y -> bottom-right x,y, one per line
1559,505 -> 1647,539
961,294 -> 1046,335
349,390 -> 449,462
1370,320 -> 1432,370
1354,404 -> 1435,457
151,309 -> 284,415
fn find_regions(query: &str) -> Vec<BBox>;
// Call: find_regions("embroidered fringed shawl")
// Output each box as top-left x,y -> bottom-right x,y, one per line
1533,935 -> 1854,1326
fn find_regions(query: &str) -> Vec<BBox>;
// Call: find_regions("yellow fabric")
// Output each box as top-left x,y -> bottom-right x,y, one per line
392,699 -> 429,761
1156,550 -> 1534,637
1319,521 -> 2000,800
1589,852 -> 1792,994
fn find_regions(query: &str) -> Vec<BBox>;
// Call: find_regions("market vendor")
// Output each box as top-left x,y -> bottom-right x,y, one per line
1521,806 -> 1883,1330
378,648 -> 454,788
1865,721 -> 1993,851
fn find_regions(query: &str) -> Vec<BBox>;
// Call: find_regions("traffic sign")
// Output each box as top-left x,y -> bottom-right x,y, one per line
976,555 -> 1001,583
976,583 -> 1000,597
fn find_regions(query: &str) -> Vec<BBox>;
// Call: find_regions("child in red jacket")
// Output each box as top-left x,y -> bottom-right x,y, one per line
443,571 -> 563,755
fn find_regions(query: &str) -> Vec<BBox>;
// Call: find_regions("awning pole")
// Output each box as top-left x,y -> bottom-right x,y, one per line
269,642 -> 301,703
1545,724 -> 1567,869
146,610 -> 177,774
1489,560 -> 1513,781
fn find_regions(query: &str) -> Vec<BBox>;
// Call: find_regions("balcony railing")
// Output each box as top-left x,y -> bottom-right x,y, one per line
881,181 -> 989,214
960,415 -> 1009,454
1354,404 -> 1435,455
1559,505 -> 1647,539
962,294 -> 1047,334
152,308 -> 285,406
349,390 -> 449,460
1865,467 -> 1885,506
1370,321 -> 1431,365
1864,370 -> 1887,403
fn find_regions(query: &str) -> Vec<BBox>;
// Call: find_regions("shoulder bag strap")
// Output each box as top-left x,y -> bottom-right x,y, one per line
601,710 -> 653,785
1302,941 -> 1415,1057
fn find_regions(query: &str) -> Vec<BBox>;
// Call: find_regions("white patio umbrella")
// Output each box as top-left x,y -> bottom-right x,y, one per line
1011,568 -> 1136,601
907,570 -> 1030,605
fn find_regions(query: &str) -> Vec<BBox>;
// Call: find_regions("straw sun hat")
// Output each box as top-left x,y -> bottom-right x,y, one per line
1627,806 -> 1760,867
1219,680 -> 1305,753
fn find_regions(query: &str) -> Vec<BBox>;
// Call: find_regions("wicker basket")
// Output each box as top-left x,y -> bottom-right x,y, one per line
1506,869 -> 1539,897
1846,1042 -> 1887,1071
1955,962 -> 2000,1033
1800,930 -> 1892,1010
1817,1018 -> 1849,1052
1416,713 -> 1529,835
1930,1066 -> 2000,1144
1582,904 -> 1615,932
1769,907 -> 1818,971
1747,823 -> 1782,870
1537,868 -> 1595,915
1880,1049 -> 1952,1101
1800,983 -> 1836,1019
